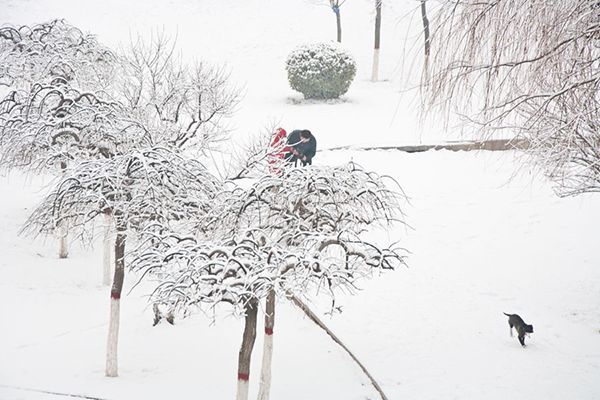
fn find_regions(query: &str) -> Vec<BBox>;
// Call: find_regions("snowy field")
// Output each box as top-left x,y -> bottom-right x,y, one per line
2,0 -> 600,399
1,150 -> 600,400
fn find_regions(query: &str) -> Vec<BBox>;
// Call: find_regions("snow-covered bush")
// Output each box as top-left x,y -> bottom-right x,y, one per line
285,42 -> 356,99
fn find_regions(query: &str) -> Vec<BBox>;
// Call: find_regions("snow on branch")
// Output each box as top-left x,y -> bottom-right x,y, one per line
130,224 -> 405,318
0,78 -> 143,172
226,124 -> 285,181
1,23 -> 239,176
204,162 -> 406,238
130,162 -> 408,317
0,19 -> 115,89
0,20 -> 128,174
130,232 -> 275,314
21,145 -> 221,244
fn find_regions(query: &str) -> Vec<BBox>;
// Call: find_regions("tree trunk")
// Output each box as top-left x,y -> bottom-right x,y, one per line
57,222 -> 68,259
335,7 -> 342,43
237,298 -> 258,400
105,227 -> 126,377
257,290 -> 276,400
102,209 -> 113,286
58,161 -> 68,259
289,295 -> 390,400
420,0 -> 430,71
371,0 -> 382,82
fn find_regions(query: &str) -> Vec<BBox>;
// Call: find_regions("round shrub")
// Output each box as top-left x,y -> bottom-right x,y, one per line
285,42 -> 356,100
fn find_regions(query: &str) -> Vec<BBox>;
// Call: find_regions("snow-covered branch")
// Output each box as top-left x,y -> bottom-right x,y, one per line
0,79 -> 142,172
205,162 -> 405,238
21,146 -> 220,243
130,162 -> 407,317
0,19 -> 115,90
0,20 -> 126,173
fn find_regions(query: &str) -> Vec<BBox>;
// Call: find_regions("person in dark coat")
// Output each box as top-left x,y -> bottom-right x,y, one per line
285,129 -> 317,166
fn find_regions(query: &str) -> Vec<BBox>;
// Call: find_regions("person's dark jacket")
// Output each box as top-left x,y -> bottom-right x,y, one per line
295,136 -> 317,165
284,130 -> 301,163
285,130 -> 317,166
287,130 -> 301,147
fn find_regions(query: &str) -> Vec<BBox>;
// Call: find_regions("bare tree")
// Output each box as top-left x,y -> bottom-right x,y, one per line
0,20 -> 119,171
371,0 -> 382,81
117,34 -> 240,154
0,72 -> 141,262
420,0 -> 599,196
308,0 -> 348,42
130,162 -> 407,400
0,81 -> 137,172
331,0 -> 346,43
420,0 -> 430,71
94,34 -> 240,284
226,137 -> 407,400
2,23 -> 239,275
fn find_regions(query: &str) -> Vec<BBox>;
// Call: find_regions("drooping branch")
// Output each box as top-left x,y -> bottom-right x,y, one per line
21,146 -> 220,243
289,294 -> 390,400
420,0 -> 600,196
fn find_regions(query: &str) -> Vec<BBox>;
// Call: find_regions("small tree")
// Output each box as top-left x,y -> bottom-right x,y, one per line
307,0 -> 347,43
0,20 -> 116,258
97,34 -> 240,284
22,146 -> 221,377
0,21 -> 117,166
130,162 -> 407,400
371,0 -> 382,81
0,80 -> 135,173
420,0 -> 599,196
286,43 -> 357,100
5,21 -> 240,380
2,23 -> 239,277
330,0 -> 346,43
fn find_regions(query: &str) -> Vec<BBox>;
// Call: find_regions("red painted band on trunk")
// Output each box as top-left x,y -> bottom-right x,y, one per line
111,292 -> 121,300
237,373 -> 249,381
265,327 -> 273,335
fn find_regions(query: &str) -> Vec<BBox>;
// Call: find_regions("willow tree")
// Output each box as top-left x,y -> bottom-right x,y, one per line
421,0 -> 599,196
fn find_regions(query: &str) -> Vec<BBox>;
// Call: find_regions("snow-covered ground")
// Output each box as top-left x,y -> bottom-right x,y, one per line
1,0 -> 480,150
2,150 -> 600,400
2,1 -> 600,399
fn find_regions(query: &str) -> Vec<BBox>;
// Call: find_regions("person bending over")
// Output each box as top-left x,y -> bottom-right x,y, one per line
286,129 -> 317,166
